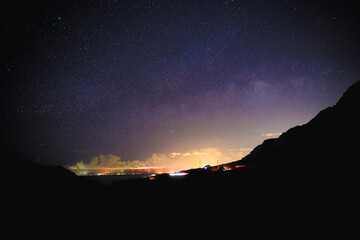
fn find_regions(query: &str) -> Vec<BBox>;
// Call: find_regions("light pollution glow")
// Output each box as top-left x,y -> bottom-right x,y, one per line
68,147 -> 253,175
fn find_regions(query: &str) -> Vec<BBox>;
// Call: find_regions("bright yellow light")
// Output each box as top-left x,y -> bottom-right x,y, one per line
67,148 -> 248,175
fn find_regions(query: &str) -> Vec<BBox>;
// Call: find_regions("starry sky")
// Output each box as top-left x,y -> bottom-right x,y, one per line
2,0 -> 360,166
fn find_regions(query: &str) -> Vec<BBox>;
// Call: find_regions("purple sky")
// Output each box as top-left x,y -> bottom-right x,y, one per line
2,0 -> 359,166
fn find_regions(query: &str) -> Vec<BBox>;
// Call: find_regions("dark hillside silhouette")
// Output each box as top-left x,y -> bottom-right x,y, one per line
235,81 -> 360,171
6,81 -> 359,207
6,158 -> 106,199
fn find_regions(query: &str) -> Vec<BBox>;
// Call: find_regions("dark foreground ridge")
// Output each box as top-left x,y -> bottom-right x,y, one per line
6,81 -> 360,208
234,80 -> 360,170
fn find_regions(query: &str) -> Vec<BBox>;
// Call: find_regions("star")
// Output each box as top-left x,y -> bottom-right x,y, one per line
3,0 -> 359,166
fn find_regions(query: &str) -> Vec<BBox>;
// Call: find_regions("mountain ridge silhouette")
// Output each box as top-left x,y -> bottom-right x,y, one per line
7,81 -> 359,199
234,80 -> 360,170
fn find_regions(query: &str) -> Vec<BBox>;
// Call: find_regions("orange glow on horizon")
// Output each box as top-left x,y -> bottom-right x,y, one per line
67,147 -> 252,175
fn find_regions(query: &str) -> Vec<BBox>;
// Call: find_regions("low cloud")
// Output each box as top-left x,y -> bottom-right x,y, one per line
145,148 -> 243,171
68,148 -> 247,173
169,152 -> 181,158
261,132 -> 283,137
69,154 -> 149,170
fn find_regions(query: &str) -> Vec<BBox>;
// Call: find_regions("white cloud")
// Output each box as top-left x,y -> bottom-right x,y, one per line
169,152 -> 181,158
261,132 -> 282,137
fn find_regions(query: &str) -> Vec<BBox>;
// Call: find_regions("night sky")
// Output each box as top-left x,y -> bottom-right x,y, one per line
2,0 -> 360,167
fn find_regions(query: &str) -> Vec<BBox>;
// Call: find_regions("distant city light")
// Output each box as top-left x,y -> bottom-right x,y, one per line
169,172 -> 188,177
